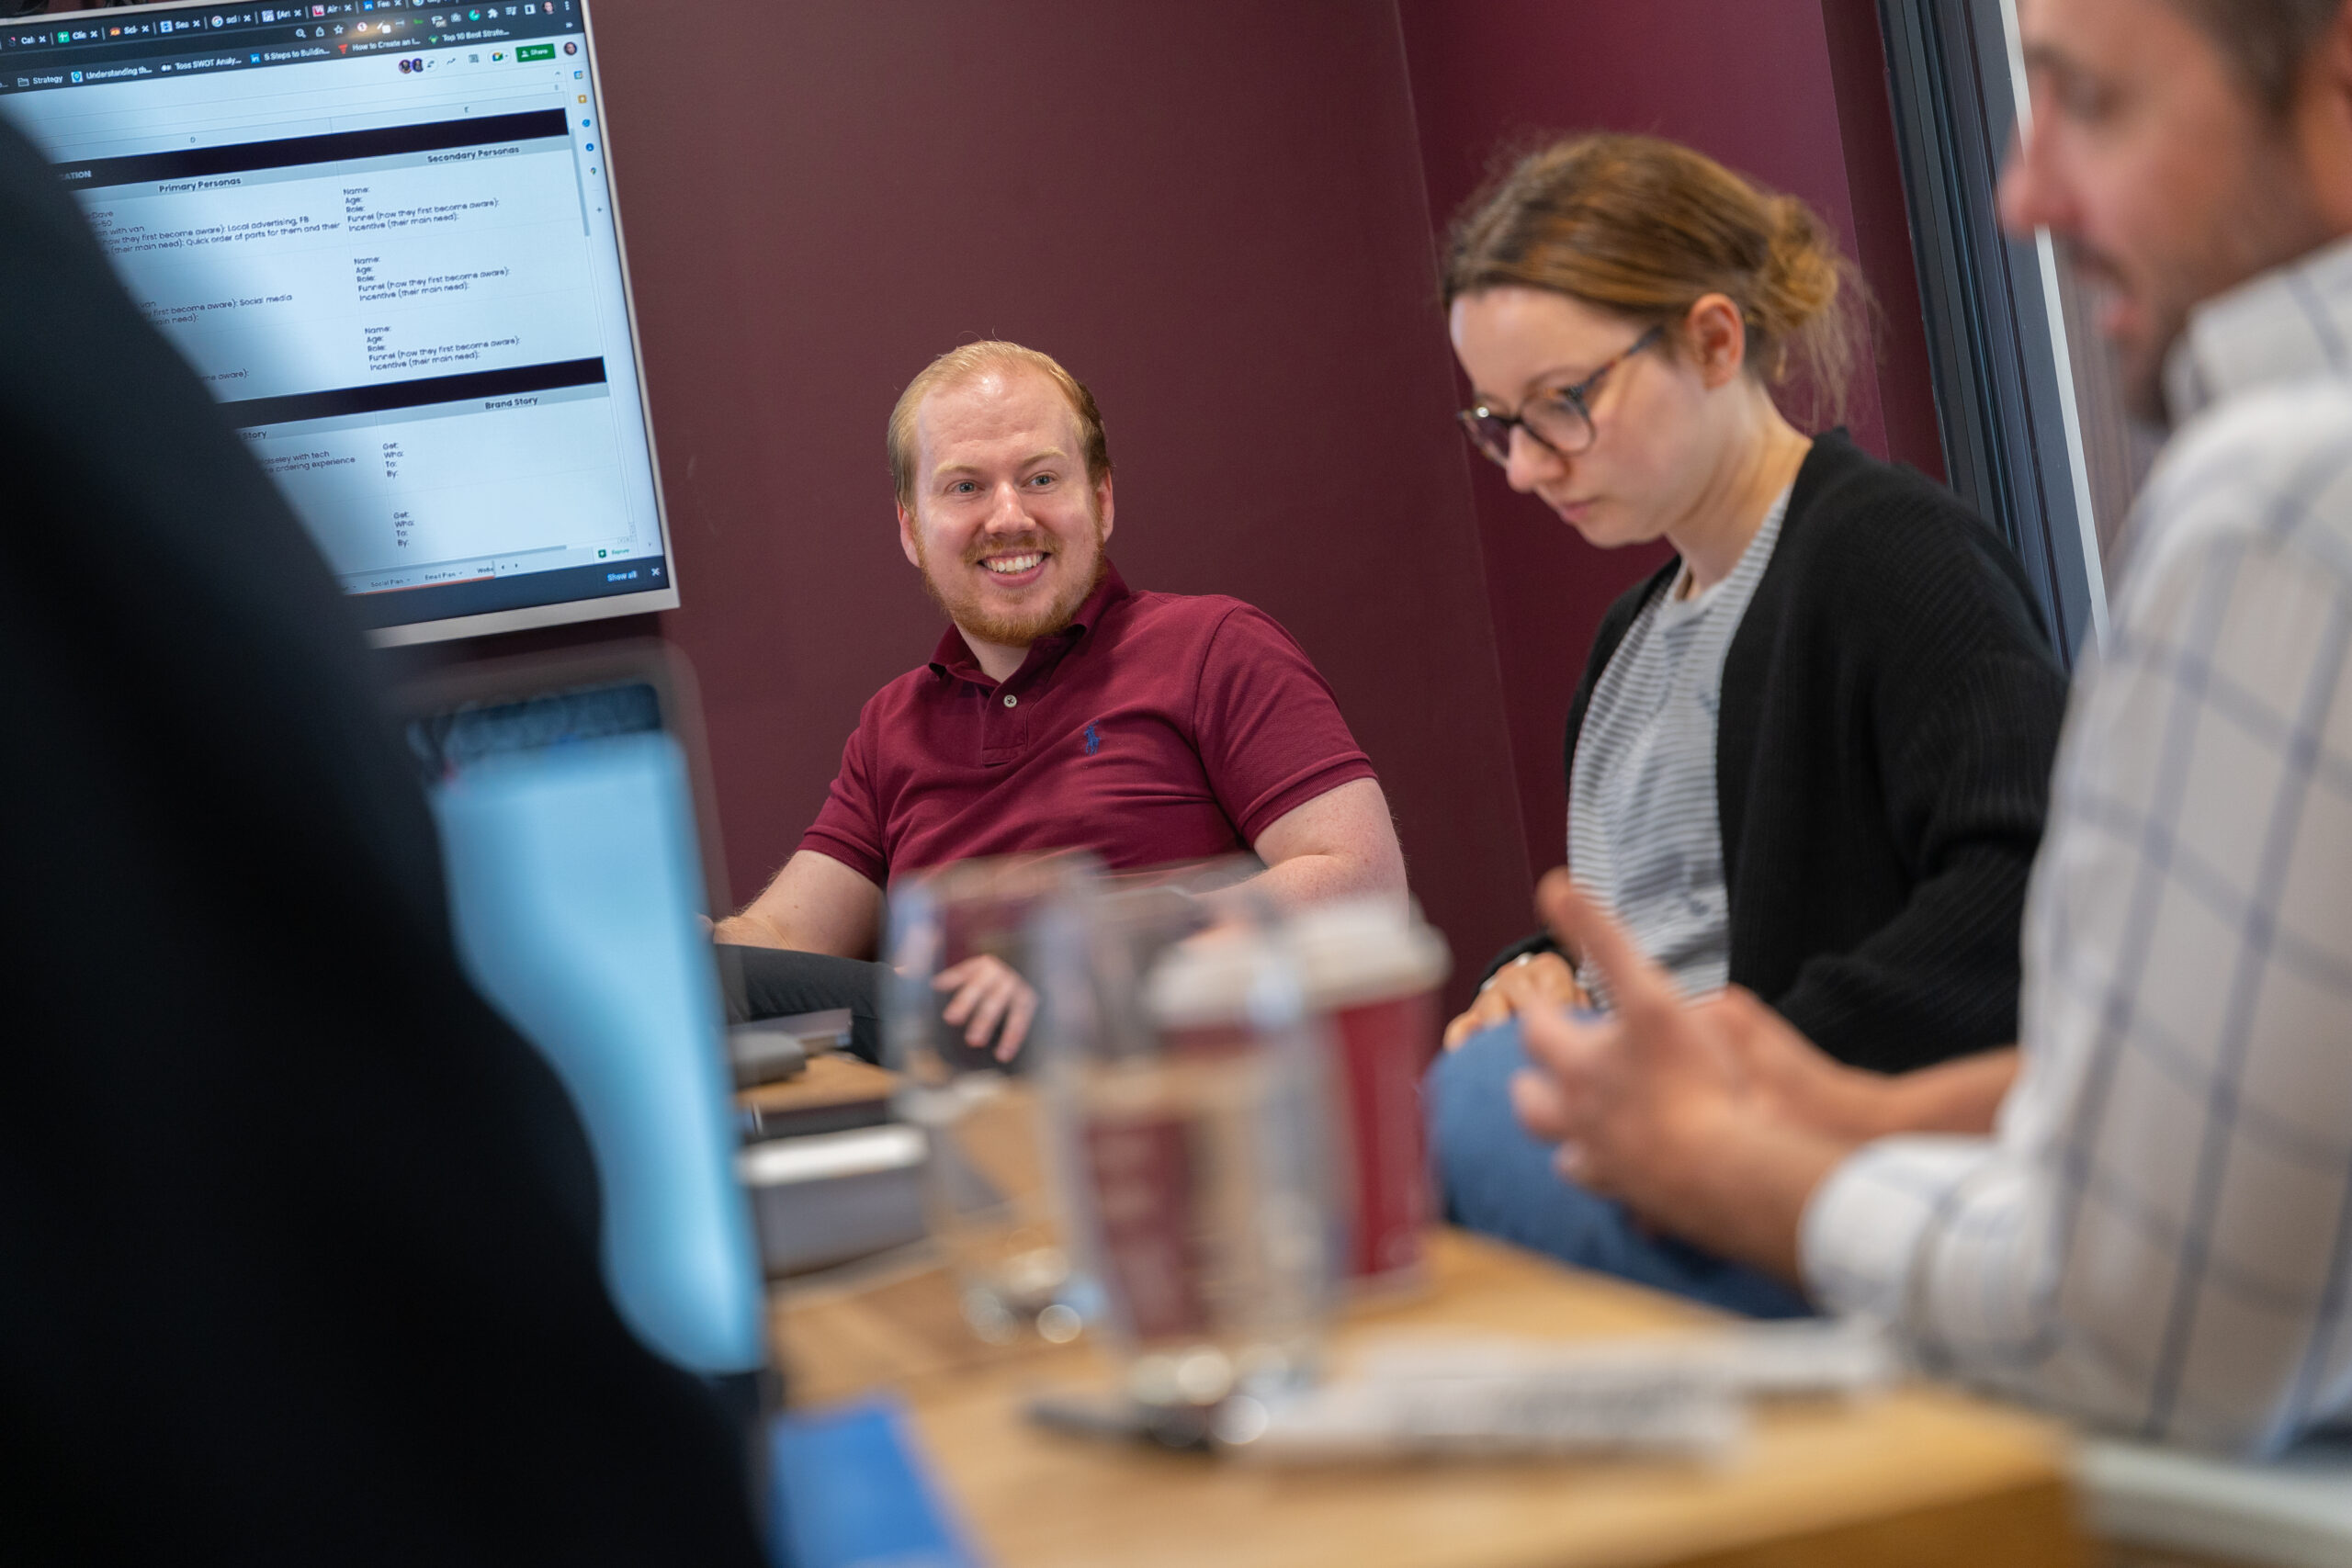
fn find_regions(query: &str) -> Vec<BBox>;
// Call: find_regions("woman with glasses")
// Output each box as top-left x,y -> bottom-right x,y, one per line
1425,133 -> 2069,1314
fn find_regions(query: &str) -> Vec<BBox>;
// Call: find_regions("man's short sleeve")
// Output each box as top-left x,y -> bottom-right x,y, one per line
1192,604 -> 1377,842
797,718 -> 888,884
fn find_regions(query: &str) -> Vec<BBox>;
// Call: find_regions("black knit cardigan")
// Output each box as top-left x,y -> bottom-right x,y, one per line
1487,431 -> 2070,1074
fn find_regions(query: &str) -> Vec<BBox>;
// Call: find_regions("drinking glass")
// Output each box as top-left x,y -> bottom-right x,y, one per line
884,855 -> 1096,1345
1031,877 -> 1344,1414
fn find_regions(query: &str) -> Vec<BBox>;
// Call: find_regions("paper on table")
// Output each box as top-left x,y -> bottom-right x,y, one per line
1216,1318 -> 1895,1465
1350,1316 -> 1899,1399
1222,1375 -> 1744,1462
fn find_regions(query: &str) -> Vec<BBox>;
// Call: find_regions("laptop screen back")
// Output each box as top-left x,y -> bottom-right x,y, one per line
431,728 -> 765,1378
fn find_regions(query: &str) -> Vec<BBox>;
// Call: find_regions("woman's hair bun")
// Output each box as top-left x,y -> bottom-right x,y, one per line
1444,133 -> 1872,428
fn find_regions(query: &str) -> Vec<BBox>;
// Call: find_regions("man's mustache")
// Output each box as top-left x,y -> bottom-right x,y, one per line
962,536 -> 1054,565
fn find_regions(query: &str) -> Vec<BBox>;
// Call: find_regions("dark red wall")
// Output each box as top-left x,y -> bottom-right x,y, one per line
397,0 -> 1534,1010
1396,0 -> 1942,887
391,0 -> 1945,1006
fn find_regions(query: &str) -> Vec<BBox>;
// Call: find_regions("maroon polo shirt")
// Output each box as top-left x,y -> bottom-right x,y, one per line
799,563 -> 1376,886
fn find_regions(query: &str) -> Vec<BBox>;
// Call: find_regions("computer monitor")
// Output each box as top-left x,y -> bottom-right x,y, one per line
1,0 -> 675,645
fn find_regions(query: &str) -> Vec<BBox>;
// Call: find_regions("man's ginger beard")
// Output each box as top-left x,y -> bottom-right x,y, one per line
911,506 -> 1110,649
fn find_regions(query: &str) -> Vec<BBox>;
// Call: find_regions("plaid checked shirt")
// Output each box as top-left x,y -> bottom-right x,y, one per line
1801,236 -> 2352,1456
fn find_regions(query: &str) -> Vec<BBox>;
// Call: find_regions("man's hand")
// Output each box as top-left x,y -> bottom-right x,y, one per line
1711,999 -> 1892,1138
1504,892 -> 1754,1201
933,953 -> 1038,1062
1443,949 -> 1587,1049
1507,870 -> 1851,1281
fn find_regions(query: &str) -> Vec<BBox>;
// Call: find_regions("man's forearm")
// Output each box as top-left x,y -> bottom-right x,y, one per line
1874,1048 -> 2018,1137
711,911 -> 789,948
714,851 -> 885,959
1227,849 -> 1407,913
1235,780 -> 1408,915
1681,1032 -> 2009,1287
1650,1112 -> 1858,1284
1781,1045 -> 2022,1143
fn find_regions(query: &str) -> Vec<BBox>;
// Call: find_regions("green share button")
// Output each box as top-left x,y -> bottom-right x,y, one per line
517,42 -> 556,62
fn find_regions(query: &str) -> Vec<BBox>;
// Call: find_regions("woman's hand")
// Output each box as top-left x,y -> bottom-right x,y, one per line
1442,949 -> 1588,1050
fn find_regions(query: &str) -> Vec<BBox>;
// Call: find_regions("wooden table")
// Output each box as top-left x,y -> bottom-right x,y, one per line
740,1053 -> 898,1142
740,1052 -> 898,1114
774,1227 -> 2088,1567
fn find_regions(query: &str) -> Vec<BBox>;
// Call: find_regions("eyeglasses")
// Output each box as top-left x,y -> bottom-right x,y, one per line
1457,324 -> 1664,467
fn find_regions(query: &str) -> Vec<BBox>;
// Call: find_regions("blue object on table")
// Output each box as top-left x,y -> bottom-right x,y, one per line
771,1398 -> 985,1568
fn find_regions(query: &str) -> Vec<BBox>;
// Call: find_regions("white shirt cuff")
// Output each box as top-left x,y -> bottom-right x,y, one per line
1800,1134 -> 2001,1325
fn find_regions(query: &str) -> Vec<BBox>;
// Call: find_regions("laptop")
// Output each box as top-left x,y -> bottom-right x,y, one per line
395,644 -> 779,1517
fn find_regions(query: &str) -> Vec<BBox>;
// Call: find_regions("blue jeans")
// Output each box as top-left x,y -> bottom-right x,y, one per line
1425,1018 -> 1814,1318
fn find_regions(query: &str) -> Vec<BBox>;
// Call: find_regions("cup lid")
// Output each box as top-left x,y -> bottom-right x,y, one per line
1285,898 -> 1451,1003
1143,929 -> 1300,1032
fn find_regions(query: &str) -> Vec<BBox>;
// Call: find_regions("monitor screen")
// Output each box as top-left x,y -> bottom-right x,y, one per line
1,0 -> 676,644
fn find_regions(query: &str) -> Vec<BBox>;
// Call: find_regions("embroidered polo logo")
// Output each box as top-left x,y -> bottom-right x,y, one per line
1083,721 -> 1102,755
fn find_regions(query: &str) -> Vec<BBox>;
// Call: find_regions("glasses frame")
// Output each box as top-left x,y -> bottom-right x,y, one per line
1457,322 -> 1665,468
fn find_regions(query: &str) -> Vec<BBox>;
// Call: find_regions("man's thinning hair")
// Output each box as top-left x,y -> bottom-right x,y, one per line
887,341 -> 1113,511
2170,0 -> 2344,115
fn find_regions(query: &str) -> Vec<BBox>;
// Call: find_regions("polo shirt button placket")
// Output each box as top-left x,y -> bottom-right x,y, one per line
978,680 -> 1031,767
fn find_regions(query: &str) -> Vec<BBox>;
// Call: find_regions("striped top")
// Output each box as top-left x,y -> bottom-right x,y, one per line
1567,488 -> 1791,1001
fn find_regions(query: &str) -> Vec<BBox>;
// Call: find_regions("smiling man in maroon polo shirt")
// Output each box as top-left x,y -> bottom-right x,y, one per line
714,341 -> 1405,1056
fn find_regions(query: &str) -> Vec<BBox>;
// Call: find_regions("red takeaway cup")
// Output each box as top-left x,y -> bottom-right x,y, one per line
1289,901 -> 1450,1289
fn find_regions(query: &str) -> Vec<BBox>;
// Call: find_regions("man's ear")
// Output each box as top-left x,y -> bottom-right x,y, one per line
897,502 -> 922,569
1686,293 -> 1748,389
1095,475 -> 1115,543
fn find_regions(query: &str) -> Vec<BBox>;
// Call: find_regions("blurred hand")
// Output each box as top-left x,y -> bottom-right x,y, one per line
933,954 -> 1038,1062
1715,1004 -> 1896,1138
1507,872 -> 1776,1200
1442,949 -> 1587,1050
1504,870 -> 1877,1280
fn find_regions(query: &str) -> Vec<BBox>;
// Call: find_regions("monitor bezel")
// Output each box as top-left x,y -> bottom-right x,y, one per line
38,0 -> 683,647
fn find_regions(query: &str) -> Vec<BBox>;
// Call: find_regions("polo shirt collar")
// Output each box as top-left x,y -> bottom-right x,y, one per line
926,559 -> 1133,686
1066,558 -> 1133,637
